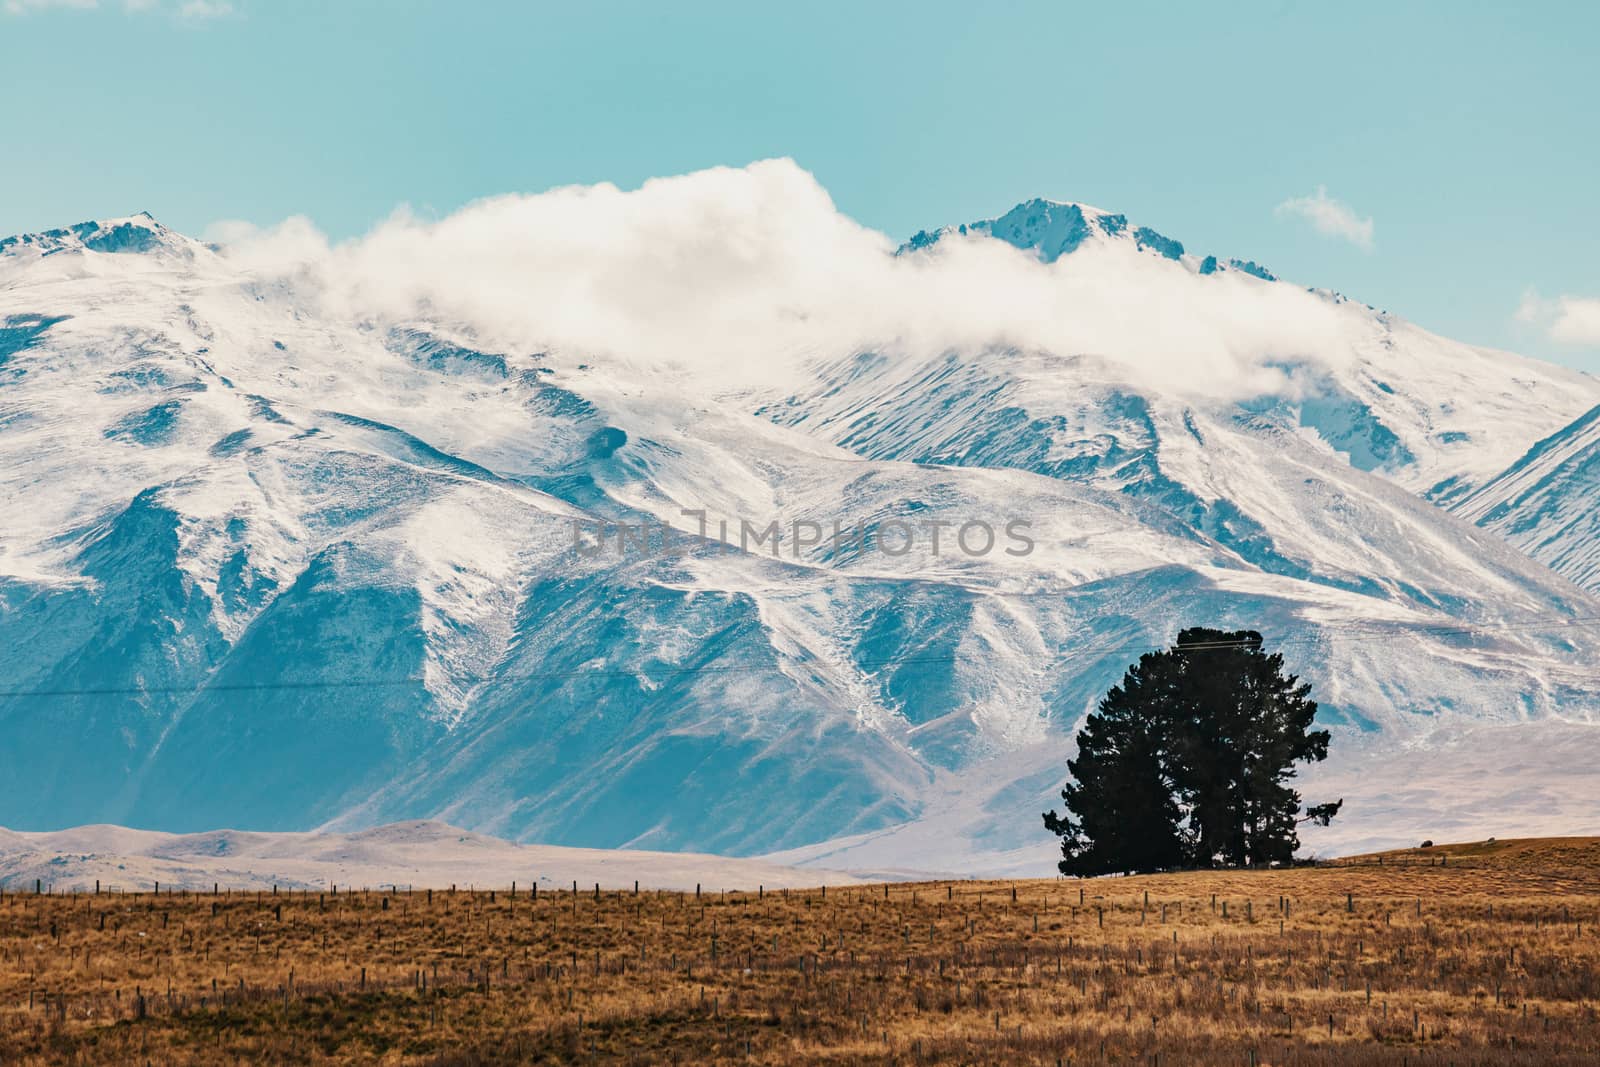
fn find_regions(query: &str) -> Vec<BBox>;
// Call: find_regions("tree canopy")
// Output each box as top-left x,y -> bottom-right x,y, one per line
1043,628 -> 1341,876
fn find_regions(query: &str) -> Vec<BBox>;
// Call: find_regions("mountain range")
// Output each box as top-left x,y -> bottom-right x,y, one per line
2,162 -> 1596,873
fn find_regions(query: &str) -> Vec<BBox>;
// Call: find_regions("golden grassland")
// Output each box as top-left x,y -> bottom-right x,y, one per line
3,838 -> 1599,1065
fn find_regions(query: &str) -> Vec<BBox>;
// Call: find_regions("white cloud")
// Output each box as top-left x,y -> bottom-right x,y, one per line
204,215 -> 327,267
210,159 -> 1371,400
176,0 -> 230,17
3,0 -> 232,14
1517,290 -> 1600,347
1275,187 -> 1375,251
3,0 -> 96,13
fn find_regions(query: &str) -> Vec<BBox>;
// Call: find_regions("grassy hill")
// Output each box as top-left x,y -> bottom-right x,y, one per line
3,843 -> 1598,1064
1338,836 -> 1600,870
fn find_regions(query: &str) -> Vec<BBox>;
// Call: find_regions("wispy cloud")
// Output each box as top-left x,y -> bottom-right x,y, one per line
3,0 -> 233,15
175,0 -> 231,17
1517,290 -> 1600,347
1275,187 -> 1375,251
208,159 -> 1378,402
3,0 -> 96,13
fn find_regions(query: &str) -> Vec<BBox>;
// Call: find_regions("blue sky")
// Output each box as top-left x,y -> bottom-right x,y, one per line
3,0 -> 1598,370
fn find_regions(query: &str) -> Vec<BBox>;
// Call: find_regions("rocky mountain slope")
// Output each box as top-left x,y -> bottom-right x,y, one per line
2,163 -> 1596,869
1451,403 -> 1600,593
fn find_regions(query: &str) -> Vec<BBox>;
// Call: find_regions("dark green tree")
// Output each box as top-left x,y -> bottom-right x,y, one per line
1168,628 -> 1329,866
1042,650 -> 1187,876
1043,627 -> 1338,875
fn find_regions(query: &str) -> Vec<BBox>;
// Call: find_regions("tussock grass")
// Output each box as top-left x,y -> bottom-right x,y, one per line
3,838 -> 1599,1064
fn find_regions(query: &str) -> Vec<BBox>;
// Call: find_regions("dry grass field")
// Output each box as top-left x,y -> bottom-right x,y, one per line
3,838 -> 1598,1065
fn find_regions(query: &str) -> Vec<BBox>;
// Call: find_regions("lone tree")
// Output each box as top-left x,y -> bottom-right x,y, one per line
1043,628 -> 1341,876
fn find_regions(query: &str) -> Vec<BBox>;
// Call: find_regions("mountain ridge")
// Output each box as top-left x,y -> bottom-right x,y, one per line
1451,402 -> 1600,592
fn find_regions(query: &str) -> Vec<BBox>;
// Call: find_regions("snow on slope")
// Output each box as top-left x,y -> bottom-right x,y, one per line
1294,719 -> 1600,858
0,820 -> 866,892
766,719 -> 1600,876
1451,404 -> 1600,593
2,167 -> 1598,872
902,196 -> 1600,500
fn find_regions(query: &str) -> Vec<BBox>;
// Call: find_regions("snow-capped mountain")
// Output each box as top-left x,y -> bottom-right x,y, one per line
1451,403 -> 1600,594
900,196 -> 1595,500
2,164 -> 1597,870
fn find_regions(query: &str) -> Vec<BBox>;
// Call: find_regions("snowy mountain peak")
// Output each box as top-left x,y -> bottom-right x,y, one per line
900,196 -> 1248,273
0,212 -> 195,261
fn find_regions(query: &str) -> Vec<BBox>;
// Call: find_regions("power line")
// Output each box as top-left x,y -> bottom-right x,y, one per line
3,613 -> 1599,701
